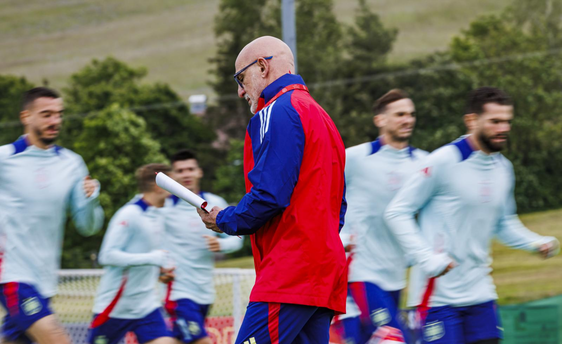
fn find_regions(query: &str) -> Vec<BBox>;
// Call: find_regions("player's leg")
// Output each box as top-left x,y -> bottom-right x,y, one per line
235,302 -> 318,344
168,299 -> 212,344
348,282 -> 407,339
25,315 -> 71,344
0,283 -> 67,344
330,316 -> 362,344
132,308 -> 174,344
463,301 -> 502,344
422,305 -> 463,344
293,307 -> 334,344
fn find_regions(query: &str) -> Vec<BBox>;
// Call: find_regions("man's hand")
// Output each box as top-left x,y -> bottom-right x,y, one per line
204,235 -> 221,252
83,176 -> 98,198
344,244 -> 355,253
538,240 -> 560,259
436,260 -> 456,278
159,267 -> 175,284
197,206 -> 224,233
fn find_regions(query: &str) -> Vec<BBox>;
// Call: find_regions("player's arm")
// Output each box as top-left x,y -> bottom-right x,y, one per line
70,159 -> 104,236
384,152 -> 453,277
215,104 -> 305,235
495,165 -> 559,258
98,208 -> 167,267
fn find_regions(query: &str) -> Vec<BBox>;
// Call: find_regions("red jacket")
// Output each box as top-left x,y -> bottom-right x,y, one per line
217,74 -> 347,313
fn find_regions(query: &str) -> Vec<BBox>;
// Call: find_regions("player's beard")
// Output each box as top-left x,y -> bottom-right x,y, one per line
479,132 -> 507,152
36,125 -> 59,146
388,127 -> 412,143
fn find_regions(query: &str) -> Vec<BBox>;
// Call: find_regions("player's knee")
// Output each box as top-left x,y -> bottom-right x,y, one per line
192,337 -> 213,344
26,315 -> 71,344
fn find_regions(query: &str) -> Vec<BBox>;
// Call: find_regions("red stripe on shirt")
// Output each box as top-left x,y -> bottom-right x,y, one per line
268,302 -> 280,344
90,273 -> 128,328
164,281 -> 178,321
349,282 -> 370,324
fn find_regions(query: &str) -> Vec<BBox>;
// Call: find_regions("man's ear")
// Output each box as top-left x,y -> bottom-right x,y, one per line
257,57 -> 270,77
374,114 -> 386,129
20,110 -> 30,126
464,113 -> 478,133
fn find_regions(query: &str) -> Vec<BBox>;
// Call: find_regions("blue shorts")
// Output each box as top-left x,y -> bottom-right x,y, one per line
348,281 -> 407,341
235,302 -> 334,344
423,300 -> 502,344
0,282 -> 53,344
166,298 -> 210,343
88,308 -> 172,344
331,316 -> 363,344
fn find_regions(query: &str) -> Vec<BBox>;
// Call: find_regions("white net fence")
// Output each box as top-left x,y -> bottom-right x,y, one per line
0,269 -> 256,344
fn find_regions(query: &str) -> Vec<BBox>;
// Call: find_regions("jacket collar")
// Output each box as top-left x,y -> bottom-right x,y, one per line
256,74 -> 306,112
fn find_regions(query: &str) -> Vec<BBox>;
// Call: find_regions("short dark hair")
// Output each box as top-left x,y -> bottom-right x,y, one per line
170,149 -> 198,164
21,87 -> 60,111
136,163 -> 171,193
373,89 -> 409,115
466,87 -> 512,115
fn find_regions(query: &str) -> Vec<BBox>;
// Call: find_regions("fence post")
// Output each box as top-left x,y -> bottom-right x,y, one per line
232,270 -> 242,340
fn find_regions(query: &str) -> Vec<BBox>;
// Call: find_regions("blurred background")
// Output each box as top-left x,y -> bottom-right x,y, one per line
1,0 -> 562,342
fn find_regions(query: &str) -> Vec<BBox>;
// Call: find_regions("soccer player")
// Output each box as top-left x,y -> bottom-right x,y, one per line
89,164 -> 175,344
197,36 -> 347,344
385,87 -> 559,344
163,149 -> 242,344
0,87 -> 104,344
334,89 -> 427,344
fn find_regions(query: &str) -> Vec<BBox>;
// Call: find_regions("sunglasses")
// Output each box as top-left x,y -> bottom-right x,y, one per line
233,56 -> 273,89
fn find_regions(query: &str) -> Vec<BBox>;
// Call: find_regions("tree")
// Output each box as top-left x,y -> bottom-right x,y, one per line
63,57 -> 216,158
0,75 -> 34,145
62,104 -> 166,268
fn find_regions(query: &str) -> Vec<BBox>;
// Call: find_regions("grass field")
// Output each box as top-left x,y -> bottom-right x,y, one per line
216,208 -> 562,306
0,0 -> 511,100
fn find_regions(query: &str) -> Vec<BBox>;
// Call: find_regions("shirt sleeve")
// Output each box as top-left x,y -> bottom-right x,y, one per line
384,151 -> 453,277
216,102 -> 305,235
69,158 -> 104,236
495,164 -> 558,252
98,208 -> 166,267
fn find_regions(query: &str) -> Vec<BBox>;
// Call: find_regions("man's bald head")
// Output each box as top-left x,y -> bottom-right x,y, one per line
236,36 -> 295,76
235,36 -> 296,114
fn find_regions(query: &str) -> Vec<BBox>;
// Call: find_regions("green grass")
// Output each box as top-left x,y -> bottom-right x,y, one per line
0,0 -> 511,100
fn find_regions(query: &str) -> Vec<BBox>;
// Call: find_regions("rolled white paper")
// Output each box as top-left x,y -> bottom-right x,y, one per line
155,172 -> 208,212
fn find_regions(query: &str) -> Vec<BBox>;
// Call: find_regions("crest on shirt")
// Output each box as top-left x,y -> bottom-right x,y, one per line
22,297 -> 42,316
423,321 -> 445,341
420,167 -> 431,177
479,179 -> 493,203
387,171 -> 403,191
371,308 -> 391,327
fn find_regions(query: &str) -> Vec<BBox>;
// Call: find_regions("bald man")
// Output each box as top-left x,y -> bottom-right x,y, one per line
198,36 -> 347,344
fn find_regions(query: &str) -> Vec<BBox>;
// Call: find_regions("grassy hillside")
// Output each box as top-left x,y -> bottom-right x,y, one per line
0,0 -> 511,100
217,208 -> 562,305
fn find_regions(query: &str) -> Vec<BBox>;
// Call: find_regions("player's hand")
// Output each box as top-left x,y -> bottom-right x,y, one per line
436,261 -> 456,277
204,235 -> 221,252
83,176 -> 98,198
538,240 -> 559,259
344,244 -> 355,253
197,206 -> 224,233
159,267 -> 175,284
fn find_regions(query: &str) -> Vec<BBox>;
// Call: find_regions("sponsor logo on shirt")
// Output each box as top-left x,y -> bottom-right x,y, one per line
423,321 -> 445,341
22,297 -> 42,316
421,167 -> 431,177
